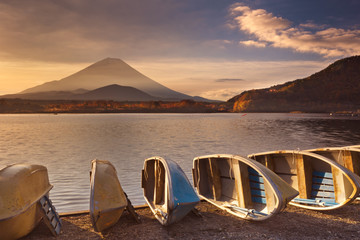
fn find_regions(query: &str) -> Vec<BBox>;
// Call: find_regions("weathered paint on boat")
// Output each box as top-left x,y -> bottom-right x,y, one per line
142,157 -> 200,226
192,154 -> 298,221
248,150 -> 360,210
307,147 -> 360,200
90,159 -> 127,232
0,164 -> 53,240
307,147 -> 360,178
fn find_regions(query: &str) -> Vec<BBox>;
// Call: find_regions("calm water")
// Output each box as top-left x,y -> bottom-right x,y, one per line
0,113 -> 359,212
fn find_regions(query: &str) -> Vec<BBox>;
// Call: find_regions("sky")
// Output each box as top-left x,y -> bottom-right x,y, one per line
0,0 -> 359,100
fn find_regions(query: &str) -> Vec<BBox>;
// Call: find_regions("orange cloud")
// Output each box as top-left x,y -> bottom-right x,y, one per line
239,40 -> 266,48
229,4 -> 360,57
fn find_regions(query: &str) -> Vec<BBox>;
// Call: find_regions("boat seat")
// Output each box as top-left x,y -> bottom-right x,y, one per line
293,171 -> 339,206
248,167 -> 266,204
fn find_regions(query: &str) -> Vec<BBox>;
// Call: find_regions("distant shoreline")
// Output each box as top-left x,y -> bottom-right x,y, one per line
0,98 -> 232,114
1,98 -> 360,115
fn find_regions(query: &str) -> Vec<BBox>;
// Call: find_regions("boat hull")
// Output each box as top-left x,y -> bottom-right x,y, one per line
142,157 -> 199,226
248,150 -> 360,210
0,164 -> 52,240
0,203 -> 43,240
307,147 -> 360,178
192,154 -> 298,221
90,160 -> 127,232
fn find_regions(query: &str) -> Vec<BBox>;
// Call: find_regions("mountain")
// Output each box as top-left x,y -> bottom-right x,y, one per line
2,84 -> 159,101
19,58 -> 192,100
2,90 -> 84,100
75,84 -> 157,101
229,56 -> 360,112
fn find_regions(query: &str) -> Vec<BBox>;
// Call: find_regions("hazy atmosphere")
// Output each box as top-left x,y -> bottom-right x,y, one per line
1,0 -> 359,100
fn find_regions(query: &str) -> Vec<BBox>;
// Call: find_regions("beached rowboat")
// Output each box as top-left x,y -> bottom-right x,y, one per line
306,147 -> 360,200
90,159 -> 127,232
192,154 -> 298,221
141,157 -> 200,226
307,147 -> 360,178
0,164 -> 59,240
248,150 -> 360,210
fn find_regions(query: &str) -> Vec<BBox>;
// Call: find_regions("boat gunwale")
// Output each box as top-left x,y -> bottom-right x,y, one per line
307,147 -> 360,154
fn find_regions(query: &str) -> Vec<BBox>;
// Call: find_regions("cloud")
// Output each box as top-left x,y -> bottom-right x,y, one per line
215,78 -> 244,82
200,88 -> 245,100
0,0 -> 222,63
229,3 -> 360,57
299,22 -> 326,30
239,40 -> 266,48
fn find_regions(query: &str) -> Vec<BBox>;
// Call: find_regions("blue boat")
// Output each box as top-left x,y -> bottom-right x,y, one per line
141,157 -> 200,226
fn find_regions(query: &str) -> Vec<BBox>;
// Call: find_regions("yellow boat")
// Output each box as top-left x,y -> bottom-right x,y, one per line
90,159 -> 127,232
0,164 -> 53,240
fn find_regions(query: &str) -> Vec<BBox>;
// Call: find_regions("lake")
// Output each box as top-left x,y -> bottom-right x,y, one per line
0,113 -> 359,213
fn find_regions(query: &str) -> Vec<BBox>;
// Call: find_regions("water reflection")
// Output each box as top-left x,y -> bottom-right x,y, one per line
0,113 -> 359,212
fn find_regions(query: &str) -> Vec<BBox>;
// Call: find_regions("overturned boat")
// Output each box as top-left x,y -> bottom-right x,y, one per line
90,159 -> 128,232
142,157 -> 200,226
0,164 -> 61,240
248,150 -> 360,210
192,154 -> 298,221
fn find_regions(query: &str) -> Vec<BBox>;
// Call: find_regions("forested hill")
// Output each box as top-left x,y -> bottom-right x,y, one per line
228,56 -> 360,113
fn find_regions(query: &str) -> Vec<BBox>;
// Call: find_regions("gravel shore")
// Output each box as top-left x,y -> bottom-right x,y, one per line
22,201 -> 360,239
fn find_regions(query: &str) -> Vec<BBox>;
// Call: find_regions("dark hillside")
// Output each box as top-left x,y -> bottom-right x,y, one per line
229,56 -> 360,112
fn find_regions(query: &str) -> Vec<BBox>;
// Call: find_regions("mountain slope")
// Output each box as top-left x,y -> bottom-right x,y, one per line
3,84 -> 158,101
75,84 -> 158,101
20,58 -> 191,100
229,56 -> 360,112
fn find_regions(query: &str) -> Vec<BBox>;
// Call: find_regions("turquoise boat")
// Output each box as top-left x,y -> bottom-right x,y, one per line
141,157 -> 200,226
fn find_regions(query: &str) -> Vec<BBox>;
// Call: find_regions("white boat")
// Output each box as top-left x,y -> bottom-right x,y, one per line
248,150 -> 360,210
141,156 -> 200,226
307,147 -> 360,178
0,164 -> 61,239
90,159 -> 128,232
192,154 -> 298,221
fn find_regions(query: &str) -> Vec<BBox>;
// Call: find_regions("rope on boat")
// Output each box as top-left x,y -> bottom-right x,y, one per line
197,167 -> 201,190
156,160 -> 162,187
337,149 -> 343,163
144,164 -> 148,180
224,205 -> 268,218
155,208 -> 168,220
292,198 -> 338,207
228,158 -> 233,180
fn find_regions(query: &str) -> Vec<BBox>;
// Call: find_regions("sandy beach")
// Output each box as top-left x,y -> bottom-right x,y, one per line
22,200 -> 360,240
